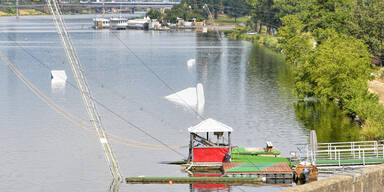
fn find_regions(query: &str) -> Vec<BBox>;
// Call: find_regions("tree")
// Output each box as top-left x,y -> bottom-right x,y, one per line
278,15 -> 313,66
348,0 -> 384,63
246,0 -> 280,34
295,32 -> 373,104
146,9 -> 162,20
223,0 -> 248,23
274,0 -> 354,33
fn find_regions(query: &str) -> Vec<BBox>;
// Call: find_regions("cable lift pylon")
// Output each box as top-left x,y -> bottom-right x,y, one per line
203,4 -> 222,40
45,0 -> 122,180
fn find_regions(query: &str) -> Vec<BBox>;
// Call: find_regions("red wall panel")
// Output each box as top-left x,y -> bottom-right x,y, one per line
193,148 -> 229,162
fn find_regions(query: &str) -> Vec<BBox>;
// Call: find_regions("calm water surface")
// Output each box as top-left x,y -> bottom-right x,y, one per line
0,15 -> 360,192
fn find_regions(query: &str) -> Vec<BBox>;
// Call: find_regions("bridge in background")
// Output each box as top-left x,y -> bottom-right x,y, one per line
0,1 -> 181,9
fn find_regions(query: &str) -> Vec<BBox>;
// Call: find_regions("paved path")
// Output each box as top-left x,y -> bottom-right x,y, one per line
368,79 -> 384,103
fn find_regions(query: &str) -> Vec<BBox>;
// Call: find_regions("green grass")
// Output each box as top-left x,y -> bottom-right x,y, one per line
231,155 -> 290,164
232,147 -> 281,155
226,162 -> 279,173
215,14 -> 249,25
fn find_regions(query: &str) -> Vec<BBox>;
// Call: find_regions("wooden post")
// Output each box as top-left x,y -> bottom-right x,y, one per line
228,132 -> 232,158
188,133 -> 193,163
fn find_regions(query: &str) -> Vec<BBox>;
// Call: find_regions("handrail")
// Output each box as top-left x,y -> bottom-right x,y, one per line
304,141 -> 384,167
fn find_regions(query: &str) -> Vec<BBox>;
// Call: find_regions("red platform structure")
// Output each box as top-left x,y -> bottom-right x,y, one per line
187,118 -> 233,164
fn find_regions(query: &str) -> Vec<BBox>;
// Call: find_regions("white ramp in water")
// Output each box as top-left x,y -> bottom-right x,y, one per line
51,70 -> 67,91
51,70 -> 67,82
165,83 -> 205,114
187,59 -> 196,69
196,83 -> 205,114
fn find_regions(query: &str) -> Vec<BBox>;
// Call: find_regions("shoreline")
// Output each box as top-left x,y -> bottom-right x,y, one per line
228,28 -> 384,139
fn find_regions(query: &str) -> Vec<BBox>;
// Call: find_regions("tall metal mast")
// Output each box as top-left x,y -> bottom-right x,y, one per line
45,0 -> 122,180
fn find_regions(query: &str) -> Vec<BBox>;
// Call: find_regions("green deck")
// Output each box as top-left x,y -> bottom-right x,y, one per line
226,162 -> 278,173
232,147 -> 281,155
231,154 -> 290,164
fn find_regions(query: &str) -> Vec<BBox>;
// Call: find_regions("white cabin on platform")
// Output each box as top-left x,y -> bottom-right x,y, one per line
187,118 -> 233,163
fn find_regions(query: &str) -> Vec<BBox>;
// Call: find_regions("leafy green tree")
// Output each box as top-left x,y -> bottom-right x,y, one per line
246,0 -> 280,34
273,0 -> 305,17
274,0 -> 353,33
278,15 -> 312,66
223,0 -> 248,23
295,32 -> 373,104
348,0 -> 384,63
146,9 -> 162,20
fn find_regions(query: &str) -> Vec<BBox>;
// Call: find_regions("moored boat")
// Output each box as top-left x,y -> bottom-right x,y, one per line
110,17 -> 128,30
93,18 -> 110,29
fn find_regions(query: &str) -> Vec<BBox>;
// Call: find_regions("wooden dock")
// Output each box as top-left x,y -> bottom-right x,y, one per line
125,176 -> 264,184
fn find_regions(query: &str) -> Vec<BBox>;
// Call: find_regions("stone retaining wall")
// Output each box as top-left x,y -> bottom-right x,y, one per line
284,164 -> 384,192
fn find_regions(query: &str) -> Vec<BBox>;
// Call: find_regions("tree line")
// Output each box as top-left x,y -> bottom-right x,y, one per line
276,0 -> 384,139
147,0 -> 249,24
159,0 -> 384,139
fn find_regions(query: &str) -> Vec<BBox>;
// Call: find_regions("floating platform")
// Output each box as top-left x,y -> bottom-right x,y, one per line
223,162 -> 293,184
125,176 -> 264,184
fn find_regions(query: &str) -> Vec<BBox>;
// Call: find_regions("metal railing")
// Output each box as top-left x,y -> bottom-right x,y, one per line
304,141 -> 384,167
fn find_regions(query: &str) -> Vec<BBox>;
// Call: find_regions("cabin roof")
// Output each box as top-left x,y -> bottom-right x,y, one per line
188,118 -> 233,133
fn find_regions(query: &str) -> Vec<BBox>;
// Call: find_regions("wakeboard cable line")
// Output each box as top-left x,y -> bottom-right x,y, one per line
46,0 -> 121,180
5,36 -> 185,150
0,48 -> 186,151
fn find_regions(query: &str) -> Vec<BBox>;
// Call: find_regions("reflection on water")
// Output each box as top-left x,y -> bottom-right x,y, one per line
294,101 -> 361,142
0,15 -> 363,192
109,178 -> 121,192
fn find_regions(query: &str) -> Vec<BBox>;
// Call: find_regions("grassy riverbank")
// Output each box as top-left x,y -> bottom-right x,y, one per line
215,14 -> 248,25
0,8 -> 98,16
0,8 -> 47,16
226,26 -> 279,51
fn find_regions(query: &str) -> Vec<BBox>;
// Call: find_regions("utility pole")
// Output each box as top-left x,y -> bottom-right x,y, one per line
16,0 -> 19,19
102,0 -> 105,18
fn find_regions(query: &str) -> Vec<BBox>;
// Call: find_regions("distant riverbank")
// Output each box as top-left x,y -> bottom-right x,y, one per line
0,9 -> 45,16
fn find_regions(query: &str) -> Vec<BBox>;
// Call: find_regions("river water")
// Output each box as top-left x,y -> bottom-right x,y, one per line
0,15 -> 361,192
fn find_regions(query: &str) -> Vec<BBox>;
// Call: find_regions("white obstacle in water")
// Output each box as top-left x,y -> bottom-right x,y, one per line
196,83 -> 205,114
51,70 -> 67,82
187,59 -> 196,69
165,83 -> 205,115
51,70 -> 67,90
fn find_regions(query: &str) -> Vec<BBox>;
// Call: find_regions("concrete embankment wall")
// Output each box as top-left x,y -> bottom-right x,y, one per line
284,164 -> 384,192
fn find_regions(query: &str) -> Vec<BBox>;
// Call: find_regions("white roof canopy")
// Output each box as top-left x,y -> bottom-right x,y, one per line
188,118 -> 233,133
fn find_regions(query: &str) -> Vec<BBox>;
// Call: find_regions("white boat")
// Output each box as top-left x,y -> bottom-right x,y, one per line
127,17 -> 151,29
110,17 -> 128,30
93,18 -> 110,29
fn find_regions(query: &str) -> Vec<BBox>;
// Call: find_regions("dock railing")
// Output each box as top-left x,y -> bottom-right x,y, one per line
305,141 -> 384,167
